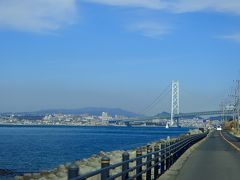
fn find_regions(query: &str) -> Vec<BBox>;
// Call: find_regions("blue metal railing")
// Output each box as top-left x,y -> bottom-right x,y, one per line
68,133 -> 207,180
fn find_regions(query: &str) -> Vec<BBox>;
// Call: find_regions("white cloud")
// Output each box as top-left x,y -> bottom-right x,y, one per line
84,0 -> 164,9
85,0 -> 240,39
128,21 -> 170,38
219,33 -> 240,42
0,0 -> 77,32
2,0 -> 240,34
85,0 -> 240,14
169,0 -> 240,14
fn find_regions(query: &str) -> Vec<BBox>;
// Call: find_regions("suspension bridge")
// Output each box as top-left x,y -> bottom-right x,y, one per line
136,80 -> 234,126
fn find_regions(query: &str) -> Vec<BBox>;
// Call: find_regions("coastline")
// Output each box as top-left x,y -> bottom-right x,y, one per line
0,123 -> 166,128
11,128 -> 202,180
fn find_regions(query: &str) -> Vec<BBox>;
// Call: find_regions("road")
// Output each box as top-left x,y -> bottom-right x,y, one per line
176,130 -> 240,180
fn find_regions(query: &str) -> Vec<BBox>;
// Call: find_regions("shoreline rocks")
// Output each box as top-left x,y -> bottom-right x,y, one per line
0,169 -> 15,176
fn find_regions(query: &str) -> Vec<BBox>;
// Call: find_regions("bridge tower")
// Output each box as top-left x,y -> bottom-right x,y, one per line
170,80 -> 180,126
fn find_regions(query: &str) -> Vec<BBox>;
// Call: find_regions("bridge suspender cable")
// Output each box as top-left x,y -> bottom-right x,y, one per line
140,84 -> 171,115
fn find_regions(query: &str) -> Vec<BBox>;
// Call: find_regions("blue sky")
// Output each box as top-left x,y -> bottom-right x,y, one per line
1,0 -> 240,114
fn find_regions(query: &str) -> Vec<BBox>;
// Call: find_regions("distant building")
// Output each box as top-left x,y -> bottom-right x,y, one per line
101,112 -> 109,121
114,115 -> 127,120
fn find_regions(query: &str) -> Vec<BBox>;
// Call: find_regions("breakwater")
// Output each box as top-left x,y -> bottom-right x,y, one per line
14,129 -> 205,180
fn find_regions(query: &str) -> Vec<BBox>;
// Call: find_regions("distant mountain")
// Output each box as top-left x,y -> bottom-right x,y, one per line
155,112 -> 171,119
155,112 -> 203,119
35,107 -> 141,117
157,112 -> 171,116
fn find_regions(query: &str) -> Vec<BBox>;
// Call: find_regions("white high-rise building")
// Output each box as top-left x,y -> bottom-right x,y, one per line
101,112 -> 109,121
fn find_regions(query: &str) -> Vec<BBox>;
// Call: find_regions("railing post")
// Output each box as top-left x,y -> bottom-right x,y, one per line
181,138 -> 186,155
154,145 -> 159,179
166,141 -> 170,170
101,156 -> 110,180
178,138 -> 182,156
170,141 -> 174,166
172,140 -> 177,163
188,136 -> 192,149
182,138 -> 187,153
122,151 -> 129,180
169,141 -> 172,166
175,139 -> 180,160
160,143 -> 165,175
146,146 -> 152,180
136,149 -> 142,180
68,164 -> 79,180
188,136 -> 192,148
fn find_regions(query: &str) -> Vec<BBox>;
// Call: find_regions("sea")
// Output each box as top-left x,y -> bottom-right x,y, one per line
0,125 -> 189,175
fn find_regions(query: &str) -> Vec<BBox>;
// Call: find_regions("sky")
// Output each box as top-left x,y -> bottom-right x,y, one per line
1,0 -> 240,115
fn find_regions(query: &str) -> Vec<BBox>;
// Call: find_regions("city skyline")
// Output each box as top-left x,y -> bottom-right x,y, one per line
1,0 -> 240,114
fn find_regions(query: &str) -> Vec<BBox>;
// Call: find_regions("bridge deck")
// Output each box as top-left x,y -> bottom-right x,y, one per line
176,130 -> 240,180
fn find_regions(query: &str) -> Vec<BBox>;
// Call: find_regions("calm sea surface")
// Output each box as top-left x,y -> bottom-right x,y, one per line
0,125 -> 189,173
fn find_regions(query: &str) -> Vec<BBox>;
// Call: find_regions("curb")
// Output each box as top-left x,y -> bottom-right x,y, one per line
220,131 -> 240,152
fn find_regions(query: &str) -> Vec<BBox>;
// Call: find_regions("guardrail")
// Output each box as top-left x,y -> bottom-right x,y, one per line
68,133 -> 207,180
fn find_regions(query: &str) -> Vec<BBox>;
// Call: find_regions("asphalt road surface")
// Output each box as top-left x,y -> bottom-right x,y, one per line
176,130 -> 240,180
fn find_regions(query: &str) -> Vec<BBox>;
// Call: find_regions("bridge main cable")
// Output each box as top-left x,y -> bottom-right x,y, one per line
140,84 -> 171,115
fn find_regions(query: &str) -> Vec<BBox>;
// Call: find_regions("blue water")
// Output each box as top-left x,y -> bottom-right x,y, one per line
0,125 -> 189,173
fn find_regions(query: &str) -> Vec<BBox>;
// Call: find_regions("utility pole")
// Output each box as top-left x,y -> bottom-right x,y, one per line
232,80 -> 240,132
236,80 -> 240,132
220,101 -> 225,124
